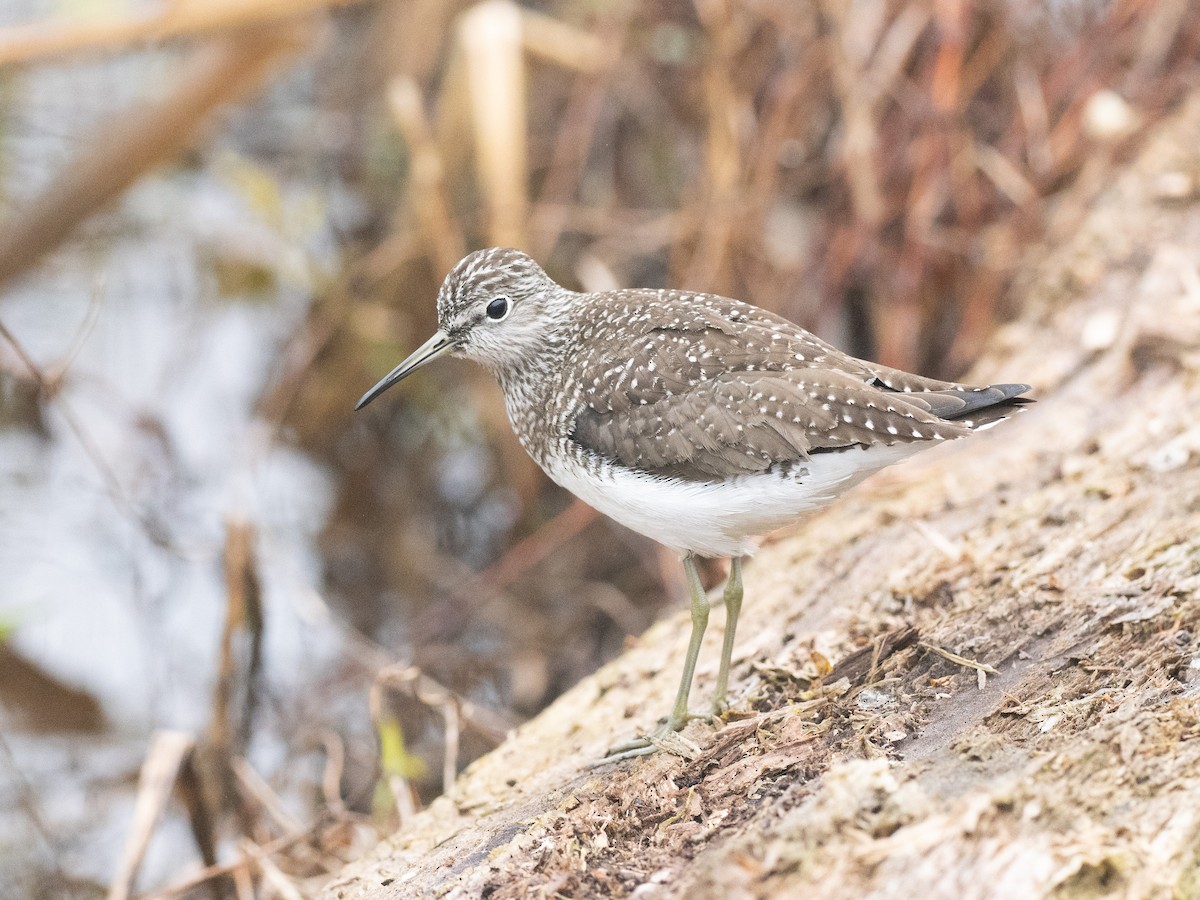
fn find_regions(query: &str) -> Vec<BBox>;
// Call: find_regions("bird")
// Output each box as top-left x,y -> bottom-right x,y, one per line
356,247 -> 1031,760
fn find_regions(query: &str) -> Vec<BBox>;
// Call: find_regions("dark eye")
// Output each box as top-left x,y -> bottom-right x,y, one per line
485,296 -> 511,320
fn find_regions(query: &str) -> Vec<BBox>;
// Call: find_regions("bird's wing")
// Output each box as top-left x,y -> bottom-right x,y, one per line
563,291 -> 992,482
570,365 -> 967,481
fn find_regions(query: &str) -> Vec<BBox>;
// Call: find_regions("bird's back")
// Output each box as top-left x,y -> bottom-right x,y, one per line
522,288 -> 1028,485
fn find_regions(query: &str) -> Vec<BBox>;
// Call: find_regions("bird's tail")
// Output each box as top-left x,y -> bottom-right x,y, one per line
893,381 -> 1033,431
944,383 -> 1034,431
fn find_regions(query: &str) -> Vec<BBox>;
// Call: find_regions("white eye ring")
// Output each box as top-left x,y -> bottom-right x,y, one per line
485,296 -> 511,321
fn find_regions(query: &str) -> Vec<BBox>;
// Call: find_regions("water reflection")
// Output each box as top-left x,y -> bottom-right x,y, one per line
0,41 -> 351,892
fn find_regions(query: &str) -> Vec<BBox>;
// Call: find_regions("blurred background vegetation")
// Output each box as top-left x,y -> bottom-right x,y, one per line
1,0 -> 1198,896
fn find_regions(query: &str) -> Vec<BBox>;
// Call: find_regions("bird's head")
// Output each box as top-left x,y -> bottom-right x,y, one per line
356,248 -> 562,409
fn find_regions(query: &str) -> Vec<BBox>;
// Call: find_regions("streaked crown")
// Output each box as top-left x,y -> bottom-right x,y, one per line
436,248 -> 569,376
437,249 -> 550,326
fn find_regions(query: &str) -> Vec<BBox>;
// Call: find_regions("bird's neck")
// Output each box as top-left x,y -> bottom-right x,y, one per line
495,333 -> 567,421
492,294 -> 580,465
489,290 -> 575,394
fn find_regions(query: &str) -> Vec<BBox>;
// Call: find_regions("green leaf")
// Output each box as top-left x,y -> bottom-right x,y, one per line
377,715 -> 427,781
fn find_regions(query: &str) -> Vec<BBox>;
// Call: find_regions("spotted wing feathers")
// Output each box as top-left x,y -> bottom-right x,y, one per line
564,290 -> 1031,482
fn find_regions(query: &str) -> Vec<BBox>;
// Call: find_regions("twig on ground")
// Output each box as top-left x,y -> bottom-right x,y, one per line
920,641 -> 1000,689
241,839 -> 305,900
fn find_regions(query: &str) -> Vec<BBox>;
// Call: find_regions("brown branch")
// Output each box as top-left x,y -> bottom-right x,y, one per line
481,498 -> 599,589
0,23 -> 311,292
0,0 -> 361,66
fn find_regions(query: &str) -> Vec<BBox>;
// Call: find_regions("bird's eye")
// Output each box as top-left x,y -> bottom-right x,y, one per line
485,296 -> 511,321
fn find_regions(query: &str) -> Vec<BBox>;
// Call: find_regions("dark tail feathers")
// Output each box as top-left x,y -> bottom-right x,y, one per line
897,382 -> 1033,430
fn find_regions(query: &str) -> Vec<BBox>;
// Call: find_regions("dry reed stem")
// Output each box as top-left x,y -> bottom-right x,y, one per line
414,2 -> 612,262
821,0 -> 884,228
232,863 -> 254,900
254,850 -> 305,900
387,76 -> 466,275
211,518 -> 265,763
370,661 -> 512,797
684,0 -> 744,292
232,757 -> 306,837
528,71 -> 610,260
108,731 -> 196,900
319,732 -> 350,821
311,578 -> 516,745
519,7 -> 611,73
0,23 -> 312,291
974,143 -> 1039,206
458,0 -> 528,249
441,703 -> 460,797
0,0 -> 359,66
373,663 -> 511,746
173,750 -> 221,891
529,14 -> 624,259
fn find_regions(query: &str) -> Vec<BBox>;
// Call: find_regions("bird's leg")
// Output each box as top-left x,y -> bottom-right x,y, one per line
710,556 -> 743,716
664,551 -> 710,730
603,552 -> 710,761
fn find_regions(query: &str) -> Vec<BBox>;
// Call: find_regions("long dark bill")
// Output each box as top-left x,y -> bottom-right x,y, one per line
355,330 -> 457,410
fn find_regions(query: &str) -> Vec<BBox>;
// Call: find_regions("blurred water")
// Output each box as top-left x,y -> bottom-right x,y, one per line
0,30 -> 362,892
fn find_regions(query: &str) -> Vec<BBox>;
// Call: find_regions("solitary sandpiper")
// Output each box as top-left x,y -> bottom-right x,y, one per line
357,248 -> 1031,760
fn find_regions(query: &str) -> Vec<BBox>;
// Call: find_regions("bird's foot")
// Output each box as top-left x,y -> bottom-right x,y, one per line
597,709 -> 716,764
595,728 -> 703,765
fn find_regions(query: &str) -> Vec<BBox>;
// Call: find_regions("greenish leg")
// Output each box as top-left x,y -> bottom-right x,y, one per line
711,556 -> 743,716
664,552 -> 711,731
604,552 -> 710,760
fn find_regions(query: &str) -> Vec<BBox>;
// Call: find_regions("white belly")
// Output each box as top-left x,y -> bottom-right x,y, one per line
543,443 -> 928,558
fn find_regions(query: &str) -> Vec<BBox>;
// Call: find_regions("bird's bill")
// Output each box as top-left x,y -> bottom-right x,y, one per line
355,329 -> 457,410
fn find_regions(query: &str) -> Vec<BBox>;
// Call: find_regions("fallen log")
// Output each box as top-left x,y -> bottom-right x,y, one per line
321,91 -> 1200,900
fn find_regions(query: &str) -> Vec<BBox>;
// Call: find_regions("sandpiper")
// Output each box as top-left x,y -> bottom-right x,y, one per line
357,247 -> 1031,760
